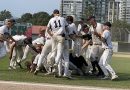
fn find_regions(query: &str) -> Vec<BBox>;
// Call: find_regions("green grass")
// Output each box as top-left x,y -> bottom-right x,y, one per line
0,55 -> 130,89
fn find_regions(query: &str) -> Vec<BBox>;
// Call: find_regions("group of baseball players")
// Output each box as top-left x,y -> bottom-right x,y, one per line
0,9 -> 118,80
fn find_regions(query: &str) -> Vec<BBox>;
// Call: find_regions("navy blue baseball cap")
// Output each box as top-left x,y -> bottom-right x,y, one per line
53,9 -> 59,14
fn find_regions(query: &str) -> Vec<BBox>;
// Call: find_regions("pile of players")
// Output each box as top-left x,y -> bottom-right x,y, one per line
0,9 -> 118,80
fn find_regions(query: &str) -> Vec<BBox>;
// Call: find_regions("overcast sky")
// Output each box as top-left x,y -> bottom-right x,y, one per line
0,0 -> 61,17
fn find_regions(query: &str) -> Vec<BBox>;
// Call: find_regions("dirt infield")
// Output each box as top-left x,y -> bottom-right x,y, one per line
0,81 -> 126,90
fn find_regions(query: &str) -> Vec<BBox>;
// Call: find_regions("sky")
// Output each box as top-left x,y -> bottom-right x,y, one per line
0,0 -> 61,18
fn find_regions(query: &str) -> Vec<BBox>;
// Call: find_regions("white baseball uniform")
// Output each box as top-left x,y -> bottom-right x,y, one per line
22,36 -> 45,61
89,23 -> 104,61
35,31 -> 52,72
47,15 -> 66,66
99,29 -> 117,78
68,23 -> 81,57
57,24 -> 71,77
9,35 -> 27,69
33,53 -> 41,65
0,25 -> 11,59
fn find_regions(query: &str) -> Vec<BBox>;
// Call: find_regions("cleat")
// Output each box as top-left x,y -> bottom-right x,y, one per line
8,66 -> 13,70
44,72 -> 52,75
63,75 -> 73,80
111,75 -> 118,80
101,76 -> 109,80
34,70 -> 39,75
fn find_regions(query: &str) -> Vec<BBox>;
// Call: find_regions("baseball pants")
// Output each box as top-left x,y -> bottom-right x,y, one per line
99,49 -> 116,77
50,35 -> 65,65
9,45 -> 23,68
22,45 -> 37,62
36,39 -> 52,71
58,40 -> 69,76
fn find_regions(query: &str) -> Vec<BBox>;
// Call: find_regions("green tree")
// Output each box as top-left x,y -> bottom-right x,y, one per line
21,13 -> 32,23
84,6 -> 94,18
32,12 -> 51,25
111,20 -> 130,42
83,0 -> 95,19
0,10 -> 12,21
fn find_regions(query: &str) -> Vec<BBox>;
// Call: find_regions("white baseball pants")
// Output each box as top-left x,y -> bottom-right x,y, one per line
58,40 -> 69,76
89,45 -> 103,61
36,39 -> 52,71
99,49 -> 116,77
50,35 -> 65,65
9,45 -> 23,68
22,45 -> 37,61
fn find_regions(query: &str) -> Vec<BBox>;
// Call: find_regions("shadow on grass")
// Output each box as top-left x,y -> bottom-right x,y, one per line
116,73 -> 130,81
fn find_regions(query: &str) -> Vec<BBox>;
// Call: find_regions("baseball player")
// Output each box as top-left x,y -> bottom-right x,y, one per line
9,34 -> 27,69
87,15 -> 104,76
46,9 -> 66,74
21,29 -> 45,62
80,24 -> 93,74
0,19 -> 16,60
67,17 -> 79,57
75,18 -> 85,57
56,16 -> 75,78
34,30 -> 52,75
30,44 -> 43,73
94,22 -> 118,80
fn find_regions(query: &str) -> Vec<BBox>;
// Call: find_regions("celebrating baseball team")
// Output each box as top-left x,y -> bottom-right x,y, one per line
0,9 -> 118,80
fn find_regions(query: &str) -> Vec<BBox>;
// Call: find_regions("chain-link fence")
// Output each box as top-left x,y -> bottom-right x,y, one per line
111,27 -> 130,52
111,27 -> 130,42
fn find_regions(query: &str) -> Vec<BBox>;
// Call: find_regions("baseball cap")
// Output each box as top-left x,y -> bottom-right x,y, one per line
53,9 -> 59,14
87,15 -> 95,21
103,22 -> 111,27
5,18 -> 16,23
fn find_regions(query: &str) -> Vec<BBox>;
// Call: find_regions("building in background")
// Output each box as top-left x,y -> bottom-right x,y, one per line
60,0 -> 130,23
119,0 -> 130,23
31,26 -> 46,40
60,0 -> 83,21
60,0 -> 110,22
82,0 -> 109,23
108,0 -> 120,23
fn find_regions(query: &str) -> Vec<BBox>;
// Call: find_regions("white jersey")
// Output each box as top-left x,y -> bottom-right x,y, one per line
89,23 -> 103,44
13,35 -> 27,41
12,35 -> 27,45
0,25 -> 11,35
68,23 -> 77,35
77,24 -> 82,32
32,37 -> 45,45
47,16 -> 66,35
0,25 -> 11,40
102,30 -> 112,49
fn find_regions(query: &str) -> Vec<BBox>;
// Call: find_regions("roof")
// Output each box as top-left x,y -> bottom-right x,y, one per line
31,26 -> 46,35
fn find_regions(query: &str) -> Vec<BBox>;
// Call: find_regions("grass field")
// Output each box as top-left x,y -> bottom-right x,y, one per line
0,53 -> 130,89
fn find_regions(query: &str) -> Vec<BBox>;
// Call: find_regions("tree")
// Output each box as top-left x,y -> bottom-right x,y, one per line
111,20 -> 130,42
32,12 -> 51,25
0,10 -> 12,21
20,11 -> 51,25
21,13 -> 32,23
83,0 -> 95,19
